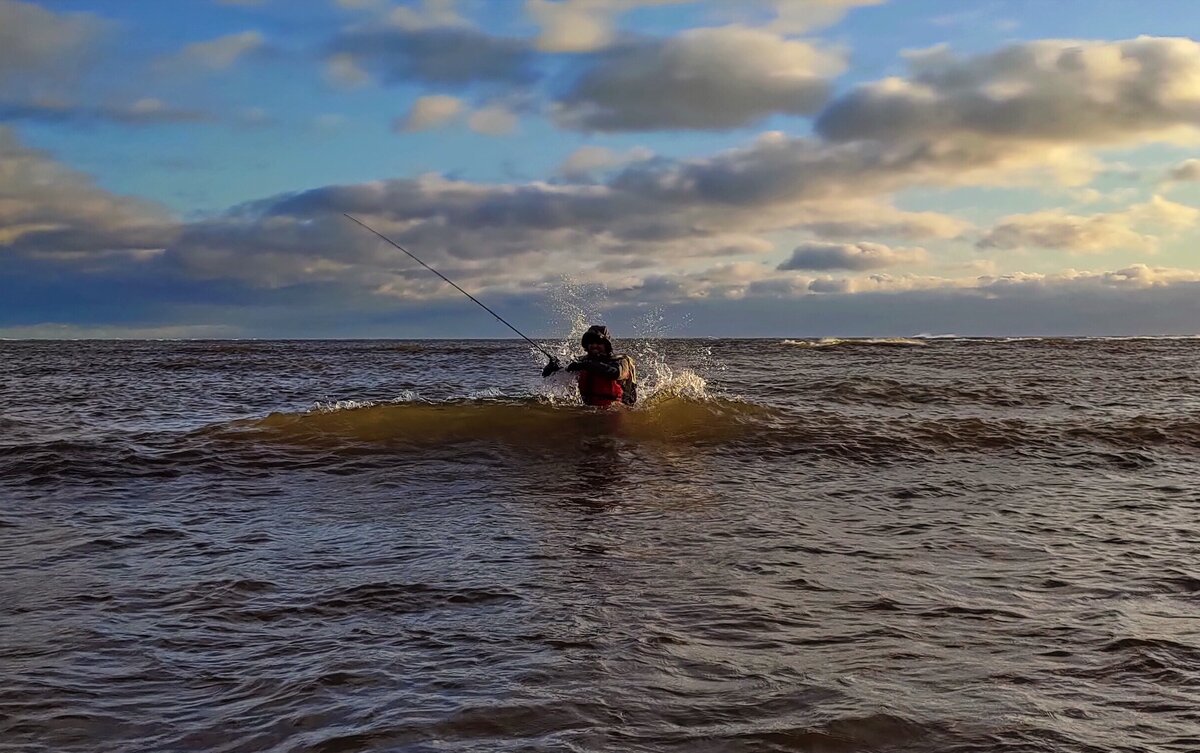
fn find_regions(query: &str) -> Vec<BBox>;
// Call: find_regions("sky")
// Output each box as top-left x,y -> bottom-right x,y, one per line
3,0 -> 1200,338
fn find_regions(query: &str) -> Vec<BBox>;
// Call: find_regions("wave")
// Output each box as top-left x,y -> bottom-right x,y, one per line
237,393 -> 777,448
781,337 -> 927,348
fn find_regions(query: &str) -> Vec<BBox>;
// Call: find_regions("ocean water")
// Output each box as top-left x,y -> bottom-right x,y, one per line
2,337 -> 1198,753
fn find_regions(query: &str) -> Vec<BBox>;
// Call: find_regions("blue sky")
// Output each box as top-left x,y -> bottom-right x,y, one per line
3,0 -> 1200,337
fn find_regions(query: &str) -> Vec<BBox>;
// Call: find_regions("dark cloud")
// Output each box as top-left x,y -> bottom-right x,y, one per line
1168,159 -> 1200,182
328,26 -> 534,86
0,0 -> 111,96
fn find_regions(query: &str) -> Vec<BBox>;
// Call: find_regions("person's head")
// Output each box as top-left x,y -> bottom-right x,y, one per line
581,324 -> 613,357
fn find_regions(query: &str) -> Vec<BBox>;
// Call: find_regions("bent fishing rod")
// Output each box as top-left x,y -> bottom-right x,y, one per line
342,213 -> 557,361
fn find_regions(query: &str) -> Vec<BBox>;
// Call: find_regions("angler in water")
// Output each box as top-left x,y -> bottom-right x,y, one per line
543,325 -> 638,408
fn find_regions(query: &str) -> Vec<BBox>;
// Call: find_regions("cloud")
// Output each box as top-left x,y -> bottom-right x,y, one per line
0,322 -> 241,339
0,2 -> 218,127
324,53 -> 370,88
978,196 -> 1199,254
397,94 -> 465,131
554,27 -> 844,131
467,104 -> 519,135
158,31 -> 265,73
385,0 -> 469,30
778,241 -> 929,270
0,126 -> 178,265
558,145 -> 654,179
515,0 -> 884,55
525,0 -> 686,53
0,97 -> 210,125
818,37 -> 1200,148
750,0 -> 887,33
0,0 -> 112,95
1167,158 -> 1200,182
328,25 -> 533,87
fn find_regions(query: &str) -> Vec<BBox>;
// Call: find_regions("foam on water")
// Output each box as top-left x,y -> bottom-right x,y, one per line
782,337 -> 928,348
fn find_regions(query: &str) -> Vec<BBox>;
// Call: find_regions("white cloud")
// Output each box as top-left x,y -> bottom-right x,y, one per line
554,27 -> 844,131
397,94 -> 465,131
159,31 -> 265,72
819,37 -> 1200,148
779,241 -> 929,270
978,196 -> 1199,254
467,104 -> 519,135
524,0 -> 881,53
755,0 -> 887,33
525,0 -> 686,53
0,126 -> 178,263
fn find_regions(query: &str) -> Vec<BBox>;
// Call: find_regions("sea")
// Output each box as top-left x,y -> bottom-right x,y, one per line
2,337 -> 1198,753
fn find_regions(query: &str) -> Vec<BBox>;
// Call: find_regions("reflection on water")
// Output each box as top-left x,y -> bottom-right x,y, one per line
2,338 -> 1199,752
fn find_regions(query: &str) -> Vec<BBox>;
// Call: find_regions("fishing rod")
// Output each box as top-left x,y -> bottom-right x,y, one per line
342,213 -> 557,361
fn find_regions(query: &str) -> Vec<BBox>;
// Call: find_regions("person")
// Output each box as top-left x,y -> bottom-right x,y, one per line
542,325 -> 638,407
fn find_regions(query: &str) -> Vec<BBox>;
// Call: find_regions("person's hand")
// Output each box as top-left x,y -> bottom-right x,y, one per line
565,361 -> 583,372
542,357 -> 561,378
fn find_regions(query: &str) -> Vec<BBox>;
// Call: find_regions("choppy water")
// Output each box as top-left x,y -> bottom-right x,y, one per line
2,338 -> 1199,752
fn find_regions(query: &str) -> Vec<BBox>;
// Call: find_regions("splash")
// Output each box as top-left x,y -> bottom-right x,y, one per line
535,281 -> 719,405
311,391 -> 420,412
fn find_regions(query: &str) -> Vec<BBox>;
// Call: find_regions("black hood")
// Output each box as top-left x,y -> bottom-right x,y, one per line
581,324 -> 613,355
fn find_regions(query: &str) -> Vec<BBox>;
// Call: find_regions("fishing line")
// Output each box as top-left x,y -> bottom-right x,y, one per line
342,213 -> 556,361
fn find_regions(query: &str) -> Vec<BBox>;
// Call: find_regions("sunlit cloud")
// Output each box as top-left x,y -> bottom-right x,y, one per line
396,94 -> 465,131
778,241 -> 929,270
554,27 -> 844,131
978,196 -> 1199,254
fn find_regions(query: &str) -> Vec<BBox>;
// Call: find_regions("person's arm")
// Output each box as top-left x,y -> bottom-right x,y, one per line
566,359 -> 620,379
541,357 -> 562,378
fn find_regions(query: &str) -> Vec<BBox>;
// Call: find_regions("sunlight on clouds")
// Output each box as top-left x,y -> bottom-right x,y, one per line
820,37 -> 1200,148
978,197 -> 1199,254
396,94 -> 464,131
778,241 -> 929,271
554,27 -> 844,131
